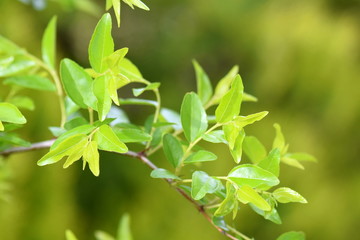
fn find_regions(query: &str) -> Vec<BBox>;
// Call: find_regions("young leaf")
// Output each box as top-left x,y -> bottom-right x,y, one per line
229,129 -> 245,164
193,60 -> 213,105
60,58 -> 97,109
281,157 -> 305,170
202,130 -> 227,144
94,124 -> 128,153
65,230 -> 79,240
150,168 -> 181,180
237,185 -> 271,211
243,136 -> 267,164
183,150 -> 217,164
37,134 -> 88,166
132,82 -> 160,97
8,96 -> 35,111
93,76 -> 112,121
162,133 -> 183,168
113,128 -> 151,143
112,0 -> 121,27
214,182 -> 237,217
41,16 -> 57,69
51,124 -> 95,149
117,213 -> 133,240
118,58 -> 143,81
4,75 -> 56,91
273,187 -> 307,204
233,111 -> 268,129
250,203 -> 282,224
83,140 -> 100,176
215,74 -> 243,123
276,231 -> 306,240
0,103 -> 26,124
88,13 -> 114,73
191,171 -> 221,200
180,92 -> 208,143
228,164 -> 280,189
212,65 -> 239,104
258,148 -> 281,177
223,122 -> 238,150
273,123 -> 286,153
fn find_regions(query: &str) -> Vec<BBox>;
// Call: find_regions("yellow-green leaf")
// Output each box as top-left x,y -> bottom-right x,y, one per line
83,140 -> 100,176
273,187 -> 307,204
95,125 -> 128,153
41,16 -> 57,69
0,102 -> 26,124
237,185 -> 271,211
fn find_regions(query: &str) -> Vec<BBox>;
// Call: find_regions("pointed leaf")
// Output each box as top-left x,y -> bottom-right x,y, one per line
243,136 -> 267,163
83,140 -> 100,176
132,82 -> 160,97
95,125 -> 128,153
0,103 -> 26,124
202,130 -> 227,144
89,13 -> 114,73
250,204 -> 282,224
112,0 -> 121,27
162,133 -> 183,168
117,214 -> 133,240
150,168 -> 181,180
228,164 -> 279,188
60,58 -> 97,109
180,92 -> 208,143
215,74 -> 243,123
233,111 -> 268,128
113,128 -> 151,143
184,150 -> 217,164
51,124 -> 95,149
214,182 -> 237,217
4,75 -> 56,91
191,171 -> 221,200
229,129 -> 245,164
276,231 -> 306,240
273,123 -> 286,153
273,187 -> 307,204
94,76 -> 112,121
237,185 -> 271,211
285,152 -> 317,162
258,148 -> 281,177
41,16 -> 57,68
193,60 -> 213,105
212,65 -> 238,104
65,230 -> 79,240
118,58 -> 143,81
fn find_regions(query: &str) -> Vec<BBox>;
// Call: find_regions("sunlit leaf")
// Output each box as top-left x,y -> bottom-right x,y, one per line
113,128 -> 151,143
193,60 -> 213,105
228,164 -> 279,189
95,124 -> 128,153
243,136 -> 267,164
273,187 -> 307,204
191,171 -> 221,200
83,140 -> 100,176
183,150 -> 217,164
51,124 -> 95,149
237,185 -> 271,211
150,168 -> 181,180
95,230 -> 115,240
0,57 -> 35,77
65,230 -> 79,240
132,82 -> 160,97
180,92 -> 208,143
258,148 -> 281,177
229,129 -> 245,164
233,111 -> 268,129
0,133 -> 31,147
118,58 -> 143,81
273,123 -> 285,153
89,13 -> 114,73
94,75 -> 112,121
276,231 -> 306,240
215,74 -> 244,123
0,103 -> 26,124
41,16 -> 57,68
162,133 -> 183,168
8,96 -> 35,111
285,152 -> 317,162
4,75 -> 56,91
202,130 -> 227,144
214,182 -> 237,217
250,203 -> 282,224
117,213 -> 133,240
212,65 -> 238,105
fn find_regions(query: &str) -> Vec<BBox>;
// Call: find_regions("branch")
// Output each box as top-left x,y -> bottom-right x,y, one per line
0,140 -> 241,240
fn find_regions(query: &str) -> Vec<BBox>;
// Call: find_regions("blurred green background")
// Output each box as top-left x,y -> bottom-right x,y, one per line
0,0 -> 360,239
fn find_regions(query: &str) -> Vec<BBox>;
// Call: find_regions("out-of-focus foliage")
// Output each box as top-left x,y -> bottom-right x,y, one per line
0,0 -> 359,239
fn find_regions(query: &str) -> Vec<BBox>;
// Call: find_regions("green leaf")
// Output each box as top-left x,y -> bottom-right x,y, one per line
106,48 -> 129,71
88,13 -> 114,73
95,230 -> 115,240
60,58 -> 97,109
83,140 -> 100,176
37,134 -> 88,166
94,125 -> 128,153
162,133 -> 183,168
202,130 -> 227,144
237,185 -> 271,211
65,96 -> 80,116
184,150 -> 217,164
250,204 -> 282,224
93,76 -> 112,121
281,157 -> 305,170
130,0 -> 149,10
117,214 -> 133,240
212,65 -> 239,105
180,92 -> 208,143
51,124 -> 95,149
215,74 -> 243,123
64,117 -> 88,130
113,128 -> 151,143
258,148 -> 281,177
229,129 -> 245,164
0,121 -> 3,131
276,231 -> 306,240
193,60 -> 213,105
0,35 -> 23,55
118,58 -> 143,81
243,136 -> 267,164
4,75 -> 56,91
132,82 -> 160,97
63,139 -> 88,168
0,103 -> 26,124
150,168 -> 181,180
223,122 -> 238,150
41,16 -> 57,68
285,152 -> 317,162
0,57 -> 35,77
243,92 -> 258,102
214,182 -> 237,217
65,230 -> 79,240
0,133 -> 31,147
112,0 -> 121,27
273,123 -> 286,153
8,96 -> 35,111
228,164 -> 279,189
106,0 -> 113,10
191,171 -> 221,200
119,98 -> 157,107
273,187 -> 307,204
233,111 -> 268,129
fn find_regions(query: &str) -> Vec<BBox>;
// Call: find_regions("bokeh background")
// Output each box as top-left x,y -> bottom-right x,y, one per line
0,0 -> 360,239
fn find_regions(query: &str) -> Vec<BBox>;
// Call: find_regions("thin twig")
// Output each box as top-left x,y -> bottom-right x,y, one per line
0,139 -> 243,240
